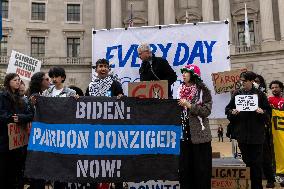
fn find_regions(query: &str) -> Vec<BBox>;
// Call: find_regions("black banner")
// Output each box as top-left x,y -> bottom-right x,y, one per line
25,97 -> 181,182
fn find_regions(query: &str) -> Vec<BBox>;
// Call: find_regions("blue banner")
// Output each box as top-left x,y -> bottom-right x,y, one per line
29,122 -> 181,156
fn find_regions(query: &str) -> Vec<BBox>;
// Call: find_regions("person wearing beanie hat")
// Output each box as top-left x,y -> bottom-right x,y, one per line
177,64 -> 213,189
138,43 -> 177,98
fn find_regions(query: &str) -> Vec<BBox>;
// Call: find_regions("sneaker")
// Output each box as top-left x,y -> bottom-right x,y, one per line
266,182 -> 275,188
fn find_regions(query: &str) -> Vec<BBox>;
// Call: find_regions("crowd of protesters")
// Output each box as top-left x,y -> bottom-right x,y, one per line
0,43 -> 283,189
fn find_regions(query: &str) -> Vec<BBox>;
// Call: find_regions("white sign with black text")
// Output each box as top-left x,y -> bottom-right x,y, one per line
235,95 -> 258,111
7,50 -> 42,81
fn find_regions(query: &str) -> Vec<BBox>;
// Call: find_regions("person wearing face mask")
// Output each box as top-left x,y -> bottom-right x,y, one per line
253,74 -> 276,188
138,43 -> 177,98
177,64 -> 213,189
254,74 -> 267,93
225,71 -> 271,189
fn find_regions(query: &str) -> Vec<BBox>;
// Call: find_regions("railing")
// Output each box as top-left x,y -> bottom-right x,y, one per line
235,44 -> 261,54
0,56 -> 9,64
0,56 -> 92,66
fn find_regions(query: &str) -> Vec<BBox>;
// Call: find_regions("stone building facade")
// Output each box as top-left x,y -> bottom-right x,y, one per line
1,0 -> 284,133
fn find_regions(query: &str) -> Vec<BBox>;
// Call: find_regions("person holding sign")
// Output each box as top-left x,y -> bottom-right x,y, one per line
26,72 -> 51,189
86,58 -> 124,98
138,43 -> 177,98
27,72 -> 50,98
225,71 -> 271,189
0,73 -> 33,189
177,64 -> 213,189
42,67 -> 77,189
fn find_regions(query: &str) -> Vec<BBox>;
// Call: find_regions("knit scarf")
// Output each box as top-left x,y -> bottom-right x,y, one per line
179,83 -> 197,103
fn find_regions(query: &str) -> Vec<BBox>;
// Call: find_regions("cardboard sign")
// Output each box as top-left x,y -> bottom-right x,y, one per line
8,122 -> 31,150
211,179 -> 248,189
7,50 -> 42,81
128,80 -> 168,99
235,95 -> 258,111
212,68 -> 247,94
212,167 -> 250,179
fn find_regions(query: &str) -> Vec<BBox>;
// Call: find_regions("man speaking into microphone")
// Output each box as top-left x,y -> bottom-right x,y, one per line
138,43 -> 177,98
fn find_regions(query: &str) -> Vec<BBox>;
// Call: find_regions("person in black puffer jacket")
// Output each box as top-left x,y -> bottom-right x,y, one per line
225,71 -> 271,189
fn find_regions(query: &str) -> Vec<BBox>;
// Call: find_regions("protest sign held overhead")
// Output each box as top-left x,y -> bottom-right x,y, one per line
7,50 -> 42,81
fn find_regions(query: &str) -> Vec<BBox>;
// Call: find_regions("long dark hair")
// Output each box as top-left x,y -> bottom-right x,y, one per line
27,72 -> 46,97
256,74 -> 267,93
4,73 -> 23,110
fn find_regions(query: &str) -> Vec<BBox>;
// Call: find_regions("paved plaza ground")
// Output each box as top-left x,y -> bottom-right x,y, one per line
212,137 -> 284,189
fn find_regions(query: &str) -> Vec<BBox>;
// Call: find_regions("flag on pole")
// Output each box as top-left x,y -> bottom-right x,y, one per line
244,3 -> 250,47
185,10 -> 189,24
128,3 -> 134,27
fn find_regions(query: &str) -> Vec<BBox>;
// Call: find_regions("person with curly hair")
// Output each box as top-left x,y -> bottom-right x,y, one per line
177,64 -> 213,189
26,72 -> 50,189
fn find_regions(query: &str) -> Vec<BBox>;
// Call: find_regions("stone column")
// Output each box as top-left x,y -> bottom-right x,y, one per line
218,0 -> 232,41
111,0 -> 122,28
148,0 -> 159,26
94,0 -> 106,29
164,0 -> 175,24
202,0 -> 214,21
278,0 -> 284,40
259,0 -> 275,42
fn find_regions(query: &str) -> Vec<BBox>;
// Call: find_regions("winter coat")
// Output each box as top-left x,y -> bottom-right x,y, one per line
225,87 -> 271,144
0,91 -> 33,152
179,82 -> 213,144
139,54 -> 177,97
